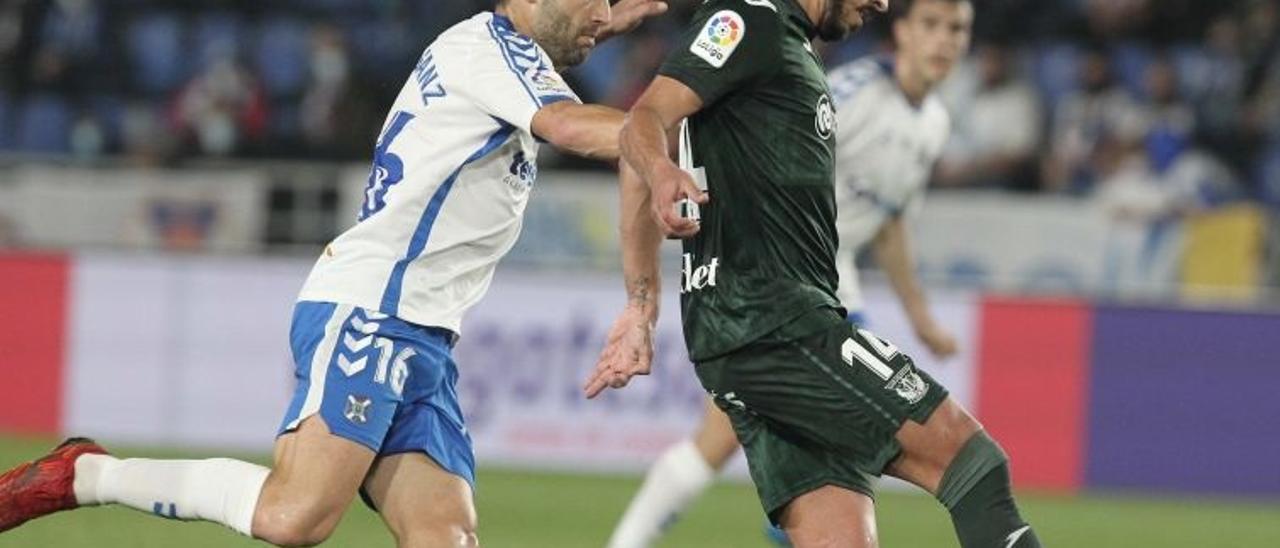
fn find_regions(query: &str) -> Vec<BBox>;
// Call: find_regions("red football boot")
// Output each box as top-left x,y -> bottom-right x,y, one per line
0,438 -> 108,532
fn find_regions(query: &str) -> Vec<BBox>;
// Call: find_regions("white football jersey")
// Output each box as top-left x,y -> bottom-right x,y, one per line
827,56 -> 950,310
298,12 -> 580,334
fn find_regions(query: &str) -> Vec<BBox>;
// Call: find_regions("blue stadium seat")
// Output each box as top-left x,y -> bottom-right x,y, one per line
0,93 -> 12,150
39,2 -> 103,59
1171,44 -> 1212,100
195,13 -> 245,71
256,18 -> 309,98
15,95 -> 73,153
127,13 -> 186,95
270,101 -> 301,141
89,96 -> 125,152
345,19 -> 412,81
1256,143 -> 1280,208
1032,42 -> 1080,110
572,38 -> 626,102
1111,42 -> 1152,99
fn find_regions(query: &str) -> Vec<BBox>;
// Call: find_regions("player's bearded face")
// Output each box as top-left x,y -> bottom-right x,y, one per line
818,0 -> 888,41
534,0 -> 604,68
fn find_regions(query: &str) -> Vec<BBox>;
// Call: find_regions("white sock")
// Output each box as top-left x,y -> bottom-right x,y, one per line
607,440 -> 717,548
74,454 -> 269,537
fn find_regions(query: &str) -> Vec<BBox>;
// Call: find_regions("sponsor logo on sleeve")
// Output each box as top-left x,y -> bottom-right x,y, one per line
690,10 -> 745,69
815,93 -> 835,139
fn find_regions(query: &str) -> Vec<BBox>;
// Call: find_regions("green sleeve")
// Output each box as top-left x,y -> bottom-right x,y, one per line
657,0 -> 783,106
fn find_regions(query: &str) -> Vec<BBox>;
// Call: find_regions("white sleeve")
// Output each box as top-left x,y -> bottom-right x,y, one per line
456,32 -> 581,132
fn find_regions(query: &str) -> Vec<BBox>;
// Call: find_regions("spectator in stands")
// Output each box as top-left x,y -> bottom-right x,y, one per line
169,54 -> 268,157
1144,54 -> 1195,141
1043,45 -> 1149,194
937,41 -> 1043,191
299,23 -> 377,156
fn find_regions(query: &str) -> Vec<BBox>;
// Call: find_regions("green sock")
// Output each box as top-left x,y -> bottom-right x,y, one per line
936,432 -> 1041,548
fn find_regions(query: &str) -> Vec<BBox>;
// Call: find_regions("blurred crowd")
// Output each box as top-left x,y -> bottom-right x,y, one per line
2,0 -> 1280,211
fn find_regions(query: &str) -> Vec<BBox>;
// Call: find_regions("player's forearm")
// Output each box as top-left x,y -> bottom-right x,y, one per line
619,160 -> 663,322
873,218 -> 933,329
620,105 -> 679,188
533,102 -> 625,161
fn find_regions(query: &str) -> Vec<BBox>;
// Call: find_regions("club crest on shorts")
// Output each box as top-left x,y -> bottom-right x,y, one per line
691,10 -> 745,68
885,365 -> 928,404
345,394 -> 372,424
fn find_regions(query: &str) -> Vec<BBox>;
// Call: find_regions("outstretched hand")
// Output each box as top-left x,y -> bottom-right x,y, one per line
597,0 -> 669,43
583,306 -> 655,399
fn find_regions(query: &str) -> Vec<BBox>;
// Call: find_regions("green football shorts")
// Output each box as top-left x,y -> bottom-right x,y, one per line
694,310 -> 948,522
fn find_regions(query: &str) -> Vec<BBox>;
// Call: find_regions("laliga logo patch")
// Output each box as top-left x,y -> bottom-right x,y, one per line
815,94 -> 835,139
691,10 -> 745,68
528,69 -> 570,95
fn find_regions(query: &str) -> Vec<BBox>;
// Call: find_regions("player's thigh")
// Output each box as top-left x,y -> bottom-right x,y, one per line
887,396 -> 981,495
256,416 -> 376,534
692,395 -> 741,468
364,452 -> 478,548
699,319 -> 949,476
779,485 -> 878,548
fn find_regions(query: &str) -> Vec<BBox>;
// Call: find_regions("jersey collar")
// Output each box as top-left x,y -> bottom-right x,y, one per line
782,0 -> 819,39
491,12 -> 516,32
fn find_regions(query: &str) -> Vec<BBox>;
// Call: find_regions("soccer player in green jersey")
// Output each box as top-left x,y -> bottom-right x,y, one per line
585,0 -> 1042,546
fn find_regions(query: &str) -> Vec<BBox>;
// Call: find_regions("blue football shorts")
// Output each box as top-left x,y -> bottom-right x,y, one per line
278,301 -> 474,489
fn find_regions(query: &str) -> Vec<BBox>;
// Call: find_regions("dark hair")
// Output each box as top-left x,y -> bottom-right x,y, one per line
891,0 -> 973,21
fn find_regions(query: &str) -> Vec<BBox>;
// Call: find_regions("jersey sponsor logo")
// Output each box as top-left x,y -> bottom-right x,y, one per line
414,48 -> 447,106
681,252 -> 721,293
504,150 -> 537,191
815,93 -> 835,139
690,10 -> 745,68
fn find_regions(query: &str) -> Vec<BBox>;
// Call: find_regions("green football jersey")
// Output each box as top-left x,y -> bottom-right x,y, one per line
659,0 -> 842,361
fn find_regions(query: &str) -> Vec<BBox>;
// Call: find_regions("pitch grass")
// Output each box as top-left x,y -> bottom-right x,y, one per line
2,435 -> 1278,547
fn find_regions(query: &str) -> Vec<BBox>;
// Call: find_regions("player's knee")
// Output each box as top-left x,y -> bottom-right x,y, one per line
253,495 -> 346,547
396,518 -> 480,548
785,525 -> 877,548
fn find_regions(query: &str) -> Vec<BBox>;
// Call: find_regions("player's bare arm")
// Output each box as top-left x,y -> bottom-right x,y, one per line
531,102 -> 626,161
620,76 -> 708,238
872,215 -> 957,358
584,161 -> 665,398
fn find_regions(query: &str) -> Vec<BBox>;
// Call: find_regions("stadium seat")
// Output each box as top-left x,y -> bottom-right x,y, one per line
127,13 -> 186,96
255,18 -> 309,98
1170,44 -> 1213,100
194,13 -> 245,72
38,2 -> 103,59
0,93 -> 12,150
1032,42 -> 1080,111
15,95 -> 73,153
1111,42 -> 1152,99
88,96 -> 126,153
344,19 -> 412,82
1255,143 -> 1280,209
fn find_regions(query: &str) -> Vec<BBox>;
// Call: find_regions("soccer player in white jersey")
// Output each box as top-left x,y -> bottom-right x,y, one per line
0,1 -> 667,546
605,1 -> 972,546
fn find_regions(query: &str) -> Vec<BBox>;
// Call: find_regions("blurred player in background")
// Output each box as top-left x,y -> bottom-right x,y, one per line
609,0 -> 967,543
589,0 -> 1041,546
0,0 -> 666,546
